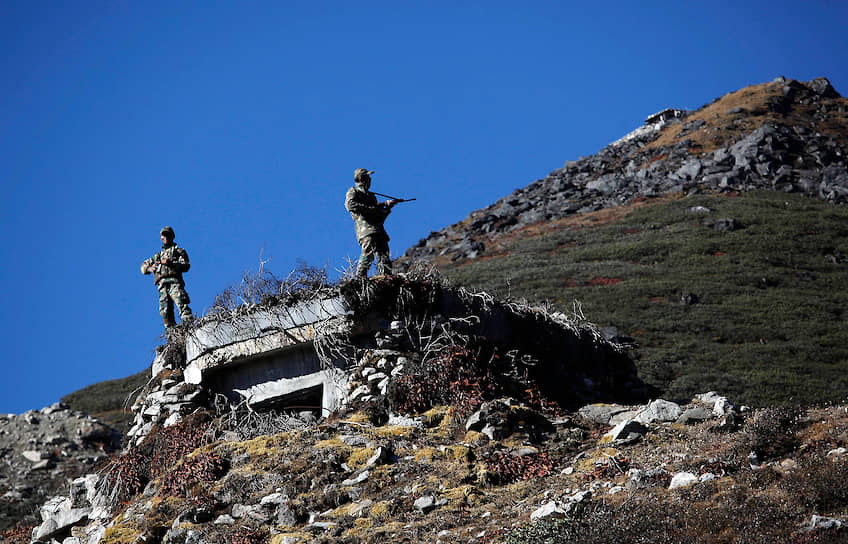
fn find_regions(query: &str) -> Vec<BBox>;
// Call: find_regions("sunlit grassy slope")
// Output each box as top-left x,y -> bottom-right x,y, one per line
439,190 -> 848,407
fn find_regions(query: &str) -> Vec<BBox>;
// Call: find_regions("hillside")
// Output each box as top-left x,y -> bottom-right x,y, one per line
5,76 -> 848,543
6,276 -> 848,543
400,76 -> 848,408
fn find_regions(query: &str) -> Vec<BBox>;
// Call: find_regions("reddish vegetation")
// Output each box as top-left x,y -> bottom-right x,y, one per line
0,524 -> 33,544
232,527 -> 269,544
101,413 -> 210,504
159,452 -> 228,498
391,347 -> 499,417
485,451 -> 556,484
584,455 -> 631,481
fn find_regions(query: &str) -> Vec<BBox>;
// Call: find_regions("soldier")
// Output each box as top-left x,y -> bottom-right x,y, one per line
141,226 -> 193,328
345,168 -> 398,278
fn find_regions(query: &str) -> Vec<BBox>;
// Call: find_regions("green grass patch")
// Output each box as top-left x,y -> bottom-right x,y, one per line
441,191 -> 848,407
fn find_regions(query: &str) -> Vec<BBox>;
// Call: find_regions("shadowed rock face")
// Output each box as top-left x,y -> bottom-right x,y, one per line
400,77 -> 848,266
0,403 -> 120,532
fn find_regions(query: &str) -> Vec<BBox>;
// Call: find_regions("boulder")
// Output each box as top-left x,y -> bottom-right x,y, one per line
669,472 -> 699,489
414,495 -> 436,514
530,501 -> 569,521
603,419 -> 647,443
635,399 -> 683,424
578,403 -> 632,425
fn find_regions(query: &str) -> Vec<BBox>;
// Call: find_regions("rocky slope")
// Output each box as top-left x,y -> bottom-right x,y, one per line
400,76 -> 847,265
0,404 -> 120,532
6,277 -> 848,544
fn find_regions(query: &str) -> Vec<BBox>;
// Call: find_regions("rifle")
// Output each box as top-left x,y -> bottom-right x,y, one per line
372,190 -> 416,203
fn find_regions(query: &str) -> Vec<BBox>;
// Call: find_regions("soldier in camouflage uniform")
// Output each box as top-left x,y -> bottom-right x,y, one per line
345,168 -> 398,278
141,226 -> 193,328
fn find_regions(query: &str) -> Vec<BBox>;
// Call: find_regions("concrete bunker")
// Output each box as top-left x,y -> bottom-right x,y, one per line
183,295 -> 351,415
179,277 -> 647,417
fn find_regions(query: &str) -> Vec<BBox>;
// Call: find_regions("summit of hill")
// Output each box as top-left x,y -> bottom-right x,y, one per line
399,76 -> 848,408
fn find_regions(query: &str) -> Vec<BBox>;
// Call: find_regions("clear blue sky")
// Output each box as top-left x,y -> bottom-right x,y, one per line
2,1 -> 847,414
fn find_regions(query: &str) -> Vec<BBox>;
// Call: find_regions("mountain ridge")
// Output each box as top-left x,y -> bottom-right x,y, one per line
399,76 -> 847,266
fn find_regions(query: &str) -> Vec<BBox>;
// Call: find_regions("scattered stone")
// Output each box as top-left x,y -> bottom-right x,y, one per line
801,515 -> 845,532
530,501 -> 569,521
578,403 -> 632,425
669,472 -> 699,489
414,495 -> 437,514
635,399 -> 683,424
341,470 -> 370,486
677,406 -> 714,424
603,419 -> 647,443
213,514 -> 235,525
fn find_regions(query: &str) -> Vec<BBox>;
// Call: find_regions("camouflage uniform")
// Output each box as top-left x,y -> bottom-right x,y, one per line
141,226 -> 193,327
345,168 -> 393,277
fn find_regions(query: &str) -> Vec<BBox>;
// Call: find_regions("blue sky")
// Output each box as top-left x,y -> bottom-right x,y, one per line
2,1 -> 847,414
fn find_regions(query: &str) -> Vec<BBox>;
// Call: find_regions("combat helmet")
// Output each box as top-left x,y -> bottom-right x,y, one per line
354,168 -> 375,183
160,226 -> 176,239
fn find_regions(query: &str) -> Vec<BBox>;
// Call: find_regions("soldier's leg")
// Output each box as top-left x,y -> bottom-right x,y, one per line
356,237 -> 376,278
158,284 -> 176,327
168,283 -> 193,322
374,235 -> 392,276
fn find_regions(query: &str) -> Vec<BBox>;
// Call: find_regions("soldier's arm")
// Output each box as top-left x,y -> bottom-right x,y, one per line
141,253 -> 159,274
173,248 -> 190,273
345,189 -> 378,215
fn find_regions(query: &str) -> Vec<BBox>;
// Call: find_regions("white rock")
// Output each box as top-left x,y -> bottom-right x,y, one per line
635,399 -> 683,424
699,473 -> 717,482
367,372 -> 388,382
341,470 -> 370,486
669,472 -> 699,489
163,413 -> 183,427
22,450 -> 43,463
604,419 -> 647,442
713,397 -> 735,417
414,495 -> 436,513
347,385 -> 371,403
260,492 -> 289,505
530,501 -> 568,521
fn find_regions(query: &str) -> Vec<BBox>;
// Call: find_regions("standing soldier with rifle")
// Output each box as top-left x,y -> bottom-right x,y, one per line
141,226 -> 194,329
345,168 -> 414,278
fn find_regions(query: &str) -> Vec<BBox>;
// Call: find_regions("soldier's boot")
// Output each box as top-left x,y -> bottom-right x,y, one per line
376,260 -> 393,277
180,306 -> 195,324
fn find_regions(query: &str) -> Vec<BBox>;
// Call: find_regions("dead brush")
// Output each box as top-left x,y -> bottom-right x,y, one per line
231,527 -> 269,544
158,451 -> 228,498
96,412 -> 211,508
734,405 -> 806,462
484,451 -> 556,484
205,397 -> 313,442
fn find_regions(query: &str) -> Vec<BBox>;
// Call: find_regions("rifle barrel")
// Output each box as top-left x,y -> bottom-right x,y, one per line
372,190 -> 414,201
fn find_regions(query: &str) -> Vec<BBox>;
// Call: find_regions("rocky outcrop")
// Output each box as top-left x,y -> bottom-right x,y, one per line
401,77 -> 848,265
0,403 -> 119,533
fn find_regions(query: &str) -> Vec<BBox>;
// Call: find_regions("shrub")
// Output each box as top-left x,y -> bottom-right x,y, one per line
484,451 -> 555,484
0,524 -> 34,544
159,452 -> 228,498
99,412 -> 211,504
